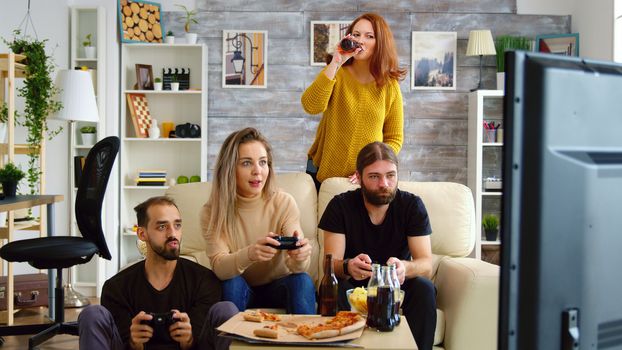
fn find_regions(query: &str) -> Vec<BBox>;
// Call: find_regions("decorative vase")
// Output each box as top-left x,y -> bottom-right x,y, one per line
81,133 -> 96,146
496,72 -> 505,91
485,228 -> 499,241
1,181 -> 18,197
84,46 -> 96,59
165,36 -> 175,44
185,33 -> 198,44
149,119 -> 160,139
154,82 -> 163,91
170,82 -> 180,91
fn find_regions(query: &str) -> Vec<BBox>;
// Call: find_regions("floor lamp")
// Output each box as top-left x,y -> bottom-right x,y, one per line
52,70 -> 99,307
466,30 -> 496,91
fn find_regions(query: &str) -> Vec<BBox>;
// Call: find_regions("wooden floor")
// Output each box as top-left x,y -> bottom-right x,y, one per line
0,300 -> 95,349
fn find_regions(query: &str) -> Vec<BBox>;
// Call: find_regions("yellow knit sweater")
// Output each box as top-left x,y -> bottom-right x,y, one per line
301,68 -> 404,182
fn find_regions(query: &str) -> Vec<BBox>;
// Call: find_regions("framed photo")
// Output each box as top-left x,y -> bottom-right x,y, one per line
118,0 -> 164,43
222,30 -> 268,88
310,21 -> 351,66
411,31 -> 457,90
126,93 -> 152,138
135,64 -> 154,90
535,33 -> 579,56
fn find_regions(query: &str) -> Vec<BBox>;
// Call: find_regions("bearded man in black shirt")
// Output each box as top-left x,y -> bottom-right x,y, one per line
320,142 -> 436,350
78,196 -> 237,350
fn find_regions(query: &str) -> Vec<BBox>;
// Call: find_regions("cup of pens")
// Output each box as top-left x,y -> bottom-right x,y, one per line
483,121 -> 500,143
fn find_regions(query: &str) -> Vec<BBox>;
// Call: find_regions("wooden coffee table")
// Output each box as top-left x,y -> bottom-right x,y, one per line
229,316 -> 417,350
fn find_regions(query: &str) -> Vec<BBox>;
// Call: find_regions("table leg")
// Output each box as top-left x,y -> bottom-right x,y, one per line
46,203 -> 56,320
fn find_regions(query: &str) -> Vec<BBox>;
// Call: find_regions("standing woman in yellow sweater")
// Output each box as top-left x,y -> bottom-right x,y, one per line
201,127 -> 316,314
302,13 -> 406,189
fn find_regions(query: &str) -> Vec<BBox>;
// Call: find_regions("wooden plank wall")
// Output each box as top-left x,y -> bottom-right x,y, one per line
161,0 -> 570,183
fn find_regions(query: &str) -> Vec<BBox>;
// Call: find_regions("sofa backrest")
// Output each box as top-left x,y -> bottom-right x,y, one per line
165,172 -> 320,283
317,177 -> 476,279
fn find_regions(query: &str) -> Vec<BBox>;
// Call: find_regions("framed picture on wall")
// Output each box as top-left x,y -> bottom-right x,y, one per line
310,20 -> 352,66
222,30 -> 268,89
118,0 -> 164,43
411,31 -> 457,90
535,33 -> 579,56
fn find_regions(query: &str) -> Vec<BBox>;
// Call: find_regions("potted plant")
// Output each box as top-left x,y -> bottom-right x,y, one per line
495,35 -> 532,90
154,77 -> 163,91
482,214 -> 500,241
176,4 -> 198,44
80,125 -> 97,146
82,33 -> 96,59
170,75 -> 180,91
4,31 -> 63,197
0,162 -> 26,197
165,30 -> 175,44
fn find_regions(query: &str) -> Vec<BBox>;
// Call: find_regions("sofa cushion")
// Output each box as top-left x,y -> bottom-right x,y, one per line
165,173 -> 320,283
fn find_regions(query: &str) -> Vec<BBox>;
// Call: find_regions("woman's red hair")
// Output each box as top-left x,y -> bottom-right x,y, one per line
344,13 -> 406,86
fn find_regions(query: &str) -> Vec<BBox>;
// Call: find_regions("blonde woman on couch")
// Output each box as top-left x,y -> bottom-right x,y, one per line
201,127 -> 316,314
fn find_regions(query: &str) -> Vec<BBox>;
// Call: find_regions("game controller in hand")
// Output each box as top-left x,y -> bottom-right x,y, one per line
267,236 -> 299,250
141,311 -> 179,342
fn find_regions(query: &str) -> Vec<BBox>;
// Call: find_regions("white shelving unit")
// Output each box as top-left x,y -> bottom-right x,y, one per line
119,43 -> 207,268
69,6 -> 106,297
467,90 -> 504,261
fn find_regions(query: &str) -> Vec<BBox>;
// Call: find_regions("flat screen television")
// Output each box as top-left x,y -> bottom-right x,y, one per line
500,51 -> 622,350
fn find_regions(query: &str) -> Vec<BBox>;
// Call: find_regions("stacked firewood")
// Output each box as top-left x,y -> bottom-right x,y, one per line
120,0 -> 163,43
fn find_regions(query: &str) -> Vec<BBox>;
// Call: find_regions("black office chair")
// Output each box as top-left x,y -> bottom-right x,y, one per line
0,136 -> 119,348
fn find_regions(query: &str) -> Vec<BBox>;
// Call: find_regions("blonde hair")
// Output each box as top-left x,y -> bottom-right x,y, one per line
206,128 -> 276,248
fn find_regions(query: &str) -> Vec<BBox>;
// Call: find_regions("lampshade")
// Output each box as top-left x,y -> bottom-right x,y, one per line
52,70 -> 99,122
466,30 -> 496,56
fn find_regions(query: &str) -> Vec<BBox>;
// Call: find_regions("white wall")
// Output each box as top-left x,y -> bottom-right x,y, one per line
518,0 -> 615,60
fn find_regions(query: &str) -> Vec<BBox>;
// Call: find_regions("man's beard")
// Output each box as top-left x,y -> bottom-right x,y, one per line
149,237 -> 180,261
361,182 -> 396,206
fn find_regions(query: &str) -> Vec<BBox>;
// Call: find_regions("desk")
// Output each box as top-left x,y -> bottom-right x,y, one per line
230,316 -> 417,350
0,195 -> 64,325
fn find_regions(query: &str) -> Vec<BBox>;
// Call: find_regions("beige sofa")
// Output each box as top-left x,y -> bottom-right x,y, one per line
165,173 -> 499,350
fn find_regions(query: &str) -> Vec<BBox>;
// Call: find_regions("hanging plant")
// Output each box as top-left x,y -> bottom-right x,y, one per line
3,30 -> 62,195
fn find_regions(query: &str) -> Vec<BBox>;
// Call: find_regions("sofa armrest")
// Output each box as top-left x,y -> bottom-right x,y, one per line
434,257 -> 499,350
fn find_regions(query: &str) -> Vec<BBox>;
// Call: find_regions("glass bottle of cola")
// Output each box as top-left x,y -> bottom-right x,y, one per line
319,254 -> 338,316
376,265 -> 396,332
387,263 -> 401,325
366,263 -> 382,328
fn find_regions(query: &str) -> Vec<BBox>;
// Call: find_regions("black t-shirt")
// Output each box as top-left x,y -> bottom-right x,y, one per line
319,189 -> 432,285
101,258 -> 222,349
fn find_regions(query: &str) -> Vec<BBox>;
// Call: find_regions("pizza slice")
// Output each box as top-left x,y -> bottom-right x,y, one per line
296,311 -> 365,339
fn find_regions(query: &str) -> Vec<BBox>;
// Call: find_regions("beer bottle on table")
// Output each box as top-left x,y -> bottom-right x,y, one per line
387,263 -> 401,326
376,265 -> 396,332
366,263 -> 382,328
319,254 -> 338,316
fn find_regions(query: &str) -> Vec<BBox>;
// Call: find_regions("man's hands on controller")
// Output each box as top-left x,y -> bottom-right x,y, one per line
131,310 -> 193,349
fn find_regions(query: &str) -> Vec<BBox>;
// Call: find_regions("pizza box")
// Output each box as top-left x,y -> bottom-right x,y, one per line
217,312 -> 365,345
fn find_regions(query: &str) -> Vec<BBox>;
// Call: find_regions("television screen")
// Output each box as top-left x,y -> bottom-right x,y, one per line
500,51 -> 622,350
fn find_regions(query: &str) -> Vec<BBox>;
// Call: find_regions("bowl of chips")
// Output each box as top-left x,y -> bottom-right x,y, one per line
346,287 -> 368,314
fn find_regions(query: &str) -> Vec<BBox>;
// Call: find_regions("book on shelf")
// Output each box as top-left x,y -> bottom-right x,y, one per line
136,181 -> 167,187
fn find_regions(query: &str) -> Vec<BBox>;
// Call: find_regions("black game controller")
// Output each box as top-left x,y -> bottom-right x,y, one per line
141,311 -> 179,343
267,236 -> 299,250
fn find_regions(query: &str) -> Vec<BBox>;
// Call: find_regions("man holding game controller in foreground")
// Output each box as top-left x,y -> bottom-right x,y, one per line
78,196 -> 238,350
320,142 -> 436,350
